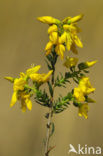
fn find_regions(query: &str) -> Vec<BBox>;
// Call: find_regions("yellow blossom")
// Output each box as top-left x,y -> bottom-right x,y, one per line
10,90 -> 32,112
63,25 -> 83,52
63,56 -> 78,68
73,35 -> 83,48
67,14 -> 84,24
26,65 -> 41,76
17,92 -> 32,112
63,14 -> 83,24
49,32 -> 58,44
51,32 -> 66,59
20,72 -> 26,78
85,60 -> 97,67
65,33 -> 72,51
13,78 -> 27,91
6,73 -> 33,112
42,70 -> 53,82
48,24 -> 58,34
59,32 -> 67,43
78,103 -> 89,119
63,24 -> 78,32
37,16 -> 60,24
30,70 -> 53,83
73,77 -> 95,103
73,87 -> 85,102
79,77 -> 95,95
55,44 -> 65,60
45,41 -> 53,56
40,15 -> 84,58
45,32 -> 66,59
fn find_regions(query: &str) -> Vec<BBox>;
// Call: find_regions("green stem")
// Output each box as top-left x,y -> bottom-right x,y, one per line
45,52 -> 57,156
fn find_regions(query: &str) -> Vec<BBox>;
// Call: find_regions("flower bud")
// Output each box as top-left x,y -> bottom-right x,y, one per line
4,77 -> 14,83
63,56 -> 78,68
67,14 -> 84,24
37,16 -> 60,24
85,60 -> 97,67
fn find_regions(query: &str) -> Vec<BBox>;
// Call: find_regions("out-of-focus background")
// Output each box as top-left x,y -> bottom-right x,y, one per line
0,0 -> 103,156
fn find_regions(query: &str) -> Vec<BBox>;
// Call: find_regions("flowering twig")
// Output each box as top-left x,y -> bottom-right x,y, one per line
5,14 -> 97,156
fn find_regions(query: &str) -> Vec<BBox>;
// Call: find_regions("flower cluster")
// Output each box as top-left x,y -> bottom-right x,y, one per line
37,15 -> 83,59
74,77 -> 95,102
5,66 -> 53,112
73,77 -> 95,119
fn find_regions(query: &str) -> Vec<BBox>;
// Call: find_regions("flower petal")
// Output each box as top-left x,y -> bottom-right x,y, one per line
49,32 -> 58,44
78,103 -> 88,119
45,41 -> 53,51
10,92 -> 17,107
25,98 -> 32,111
55,44 -> 65,60
74,35 -> 83,48
48,24 -> 58,34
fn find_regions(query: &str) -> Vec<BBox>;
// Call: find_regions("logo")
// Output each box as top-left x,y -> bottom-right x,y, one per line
68,144 -> 102,155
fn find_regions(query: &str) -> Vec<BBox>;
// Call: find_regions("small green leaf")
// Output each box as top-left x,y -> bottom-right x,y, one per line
83,70 -> 89,73
78,62 -> 88,70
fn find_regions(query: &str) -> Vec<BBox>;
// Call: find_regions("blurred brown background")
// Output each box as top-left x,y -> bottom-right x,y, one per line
0,0 -> 103,156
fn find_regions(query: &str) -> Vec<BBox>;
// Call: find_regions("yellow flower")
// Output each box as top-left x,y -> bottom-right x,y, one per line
73,77 -> 95,103
10,91 -> 32,112
48,24 -> 58,34
73,87 -> 85,102
85,60 -> 97,67
53,32 -> 67,59
40,15 -> 83,58
45,41 -> 53,56
45,32 -> 66,59
30,70 -> 53,83
55,44 -> 65,60
79,77 -> 95,95
5,65 -> 41,112
13,78 -> 27,91
42,70 -> 53,82
19,93 -> 32,112
55,32 -> 66,59
20,72 -> 26,78
63,14 -> 83,24
8,74 -> 33,112
37,16 -> 60,24
63,56 -> 78,68
63,24 -> 83,52
49,32 -> 58,44
65,33 -> 72,51
73,34 -> 83,48
26,65 -> 41,76
59,32 -> 67,43
63,24 -> 79,32
78,103 -> 89,119
67,14 -> 84,24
